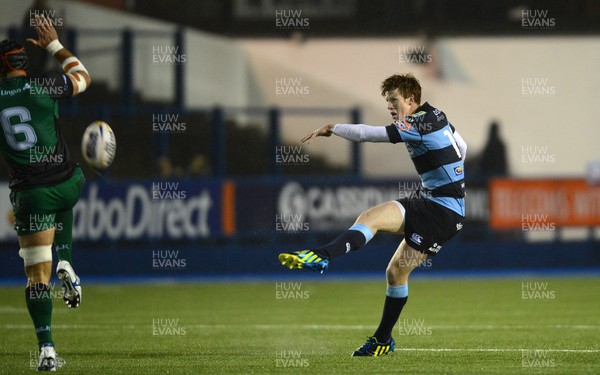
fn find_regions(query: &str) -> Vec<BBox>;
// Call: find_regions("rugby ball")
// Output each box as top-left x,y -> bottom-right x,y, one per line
81,121 -> 116,170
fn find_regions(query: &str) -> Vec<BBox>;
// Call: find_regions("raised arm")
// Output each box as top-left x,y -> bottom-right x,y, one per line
27,14 -> 91,96
301,123 -> 389,144
331,124 -> 389,143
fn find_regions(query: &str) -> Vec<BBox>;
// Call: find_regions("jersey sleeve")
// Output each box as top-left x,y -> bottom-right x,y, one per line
333,124 -> 390,143
39,72 -> 74,99
385,124 -> 403,143
385,120 -> 423,144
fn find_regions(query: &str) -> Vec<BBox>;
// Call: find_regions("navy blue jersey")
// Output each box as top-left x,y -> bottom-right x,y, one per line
385,102 -> 465,216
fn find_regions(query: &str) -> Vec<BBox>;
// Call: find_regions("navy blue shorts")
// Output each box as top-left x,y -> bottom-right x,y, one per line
397,197 -> 464,256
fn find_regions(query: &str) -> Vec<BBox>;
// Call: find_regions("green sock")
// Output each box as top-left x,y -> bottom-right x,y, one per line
54,210 -> 73,264
25,284 -> 53,347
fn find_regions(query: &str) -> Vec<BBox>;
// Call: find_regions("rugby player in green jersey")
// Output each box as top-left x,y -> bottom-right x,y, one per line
0,14 -> 91,371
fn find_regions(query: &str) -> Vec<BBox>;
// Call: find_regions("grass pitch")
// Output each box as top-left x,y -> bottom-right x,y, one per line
0,277 -> 598,374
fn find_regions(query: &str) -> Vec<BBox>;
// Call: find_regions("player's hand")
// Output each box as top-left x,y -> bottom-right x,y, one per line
27,14 -> 59,49
301,124 -> 334,144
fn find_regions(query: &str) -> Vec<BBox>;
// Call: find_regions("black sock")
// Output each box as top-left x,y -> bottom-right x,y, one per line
314,227 -> 370,259
373,295 -> 408,342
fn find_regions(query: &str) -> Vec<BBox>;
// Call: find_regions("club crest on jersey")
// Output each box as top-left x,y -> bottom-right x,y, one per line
453,166 -> 463,175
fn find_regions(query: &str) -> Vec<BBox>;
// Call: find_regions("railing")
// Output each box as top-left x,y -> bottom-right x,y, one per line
1,26 -> 364,177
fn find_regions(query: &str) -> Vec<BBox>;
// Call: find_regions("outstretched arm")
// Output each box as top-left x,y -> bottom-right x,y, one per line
301,123 -> 389,144
27,14 -> 91,96
301,124 -> 335,143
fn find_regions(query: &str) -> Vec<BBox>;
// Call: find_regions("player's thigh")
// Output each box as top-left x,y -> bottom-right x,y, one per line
19,228 -> 55,247
388,240 -> 428,273
355,200 -> 405,234
9,168 -> 84,237
11,188 -> 56,238
45,167 -> 86,210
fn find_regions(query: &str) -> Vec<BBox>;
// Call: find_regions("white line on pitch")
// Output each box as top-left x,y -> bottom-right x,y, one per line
3,323 -> 600,330
189,324 -> 599,330
2,325 -> 599,353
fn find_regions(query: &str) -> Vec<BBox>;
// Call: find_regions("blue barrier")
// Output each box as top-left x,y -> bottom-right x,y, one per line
0,177 -> 598,280
0,236 -> 598,280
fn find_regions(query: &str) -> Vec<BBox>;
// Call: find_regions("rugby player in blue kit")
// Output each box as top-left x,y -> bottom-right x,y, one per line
279,73 -> 467,356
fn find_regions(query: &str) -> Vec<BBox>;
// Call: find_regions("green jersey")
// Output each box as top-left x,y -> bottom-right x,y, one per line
0,73 -> 75,190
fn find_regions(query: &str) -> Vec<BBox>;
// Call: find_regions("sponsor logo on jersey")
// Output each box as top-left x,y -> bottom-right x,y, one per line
453,166 -> 463,175
408,111 -> 427,121
456,223 -> 463,231
410,233 -> 423,245
432,108 -> 446,121
395,120 -> 412,131
0,83 -> 30,96
428,243 -> 442,253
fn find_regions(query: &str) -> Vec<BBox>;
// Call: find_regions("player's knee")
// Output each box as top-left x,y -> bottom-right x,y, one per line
386,269 -> 409,286
356,208 -> 378,229
386,260 -> 403,284
19,245 -> 52,267
385,265 -> 397,284
387,256 -> 415,280
355,209 -> 370,223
